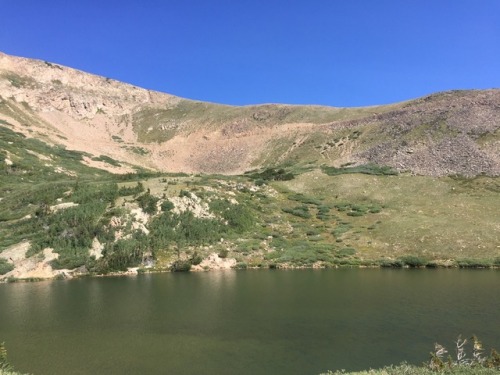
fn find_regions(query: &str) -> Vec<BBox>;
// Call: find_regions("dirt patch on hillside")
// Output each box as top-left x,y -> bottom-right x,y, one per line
0,243 -> 69,281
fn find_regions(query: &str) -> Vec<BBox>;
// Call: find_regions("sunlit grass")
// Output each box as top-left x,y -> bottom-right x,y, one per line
281,170 -> 500,262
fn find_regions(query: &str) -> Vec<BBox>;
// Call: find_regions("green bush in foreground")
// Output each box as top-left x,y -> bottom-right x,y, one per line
323,336 -> 499,375
1,335 -> 499,375
323,363 -> 500,374
1,343 -> 13,372
0,342 -> 29,375
0,370 -> 27,375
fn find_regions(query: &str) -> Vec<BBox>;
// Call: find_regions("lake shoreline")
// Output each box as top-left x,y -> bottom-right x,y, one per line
2,257 -> 499,284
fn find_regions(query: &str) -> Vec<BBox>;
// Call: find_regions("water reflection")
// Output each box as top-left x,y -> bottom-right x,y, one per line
0,269 -> 499,375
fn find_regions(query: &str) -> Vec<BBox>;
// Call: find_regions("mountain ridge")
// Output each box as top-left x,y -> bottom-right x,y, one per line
1,51 -> 499,176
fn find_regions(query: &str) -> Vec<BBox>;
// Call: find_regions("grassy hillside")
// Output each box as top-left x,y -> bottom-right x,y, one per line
70,88 -> 500,177
132,99 -> 391,142
1,122 -> 499,281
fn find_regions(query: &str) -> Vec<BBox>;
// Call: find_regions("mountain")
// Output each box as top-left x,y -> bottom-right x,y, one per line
1,51 -> 499,177
1,52 -> 499,281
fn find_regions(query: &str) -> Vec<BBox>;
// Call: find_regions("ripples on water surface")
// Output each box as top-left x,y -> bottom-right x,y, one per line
0,269 -> 499,375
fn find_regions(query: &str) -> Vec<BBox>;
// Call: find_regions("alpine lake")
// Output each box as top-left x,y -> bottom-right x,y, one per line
1,269 -> 499,375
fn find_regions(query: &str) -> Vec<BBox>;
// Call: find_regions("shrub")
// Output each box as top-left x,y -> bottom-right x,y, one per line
0,259 -> 14,275
51,254 -> 88,270
399,256 -> 428,267
379,259 -> 404,268
30,201 -> 108,264
316,205 -> 330,220
334,202 -> 350,212
254,179 -> 265,186
323,336 -> 499,374
171,260 -> 191,272
306,228 -> 321,236
333,258 -> 361,266
160,200 -> 174,212
92,235 -> 147,273
288,193 -> 322,206
128,146 -> 149,155
336,247 -> 357,258
218,249 -> 229,258
428,335 -> 500,371
234,262 -> 248,269
457,259 -> 493,268
331,223 -> 351,237
282,205 -> 311,219
321,163 -> 398,176
210,199 -> 254,233
148,211 -> 223,250
190,251 -> 203,265
179,190 -> 191,198
91,155 -> 121,167
118,182 -> 144,196
247,168 -> 294,182
136,192 -> 159,215
71,182 -> 118,204
334,202 -> 382,217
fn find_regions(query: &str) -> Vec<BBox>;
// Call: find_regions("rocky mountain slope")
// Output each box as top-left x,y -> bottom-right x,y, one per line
1,51 -> 499,176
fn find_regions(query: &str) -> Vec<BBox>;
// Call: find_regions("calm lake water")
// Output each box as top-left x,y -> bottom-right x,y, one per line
0,269 -> 499,375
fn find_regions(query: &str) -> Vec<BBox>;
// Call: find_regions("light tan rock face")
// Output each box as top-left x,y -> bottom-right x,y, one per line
0,243 -> 68,281
0,51 -> 177,119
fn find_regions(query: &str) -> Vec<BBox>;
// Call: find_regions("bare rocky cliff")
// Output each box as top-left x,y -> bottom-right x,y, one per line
0,51 -> 176,118
1,51 -> 499,176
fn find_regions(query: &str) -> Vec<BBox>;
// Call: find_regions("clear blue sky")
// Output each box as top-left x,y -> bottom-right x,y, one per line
1,1 -> 499,107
